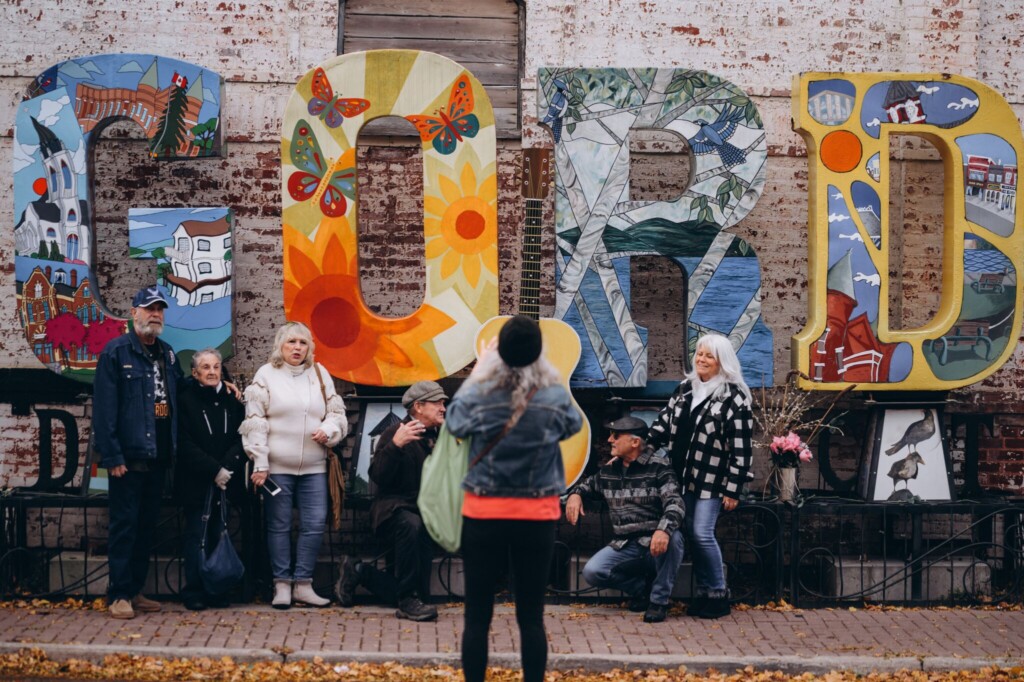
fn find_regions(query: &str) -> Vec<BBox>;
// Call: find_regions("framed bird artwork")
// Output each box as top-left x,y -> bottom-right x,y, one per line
858,405 -> 955,502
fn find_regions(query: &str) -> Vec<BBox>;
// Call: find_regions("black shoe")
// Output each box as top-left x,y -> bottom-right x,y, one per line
699,597 -> 731,620
396,596 -> 438,622
183,597 -> 207,611
643,602 -> 669,623
206,595 -> 230,609
334,556 -> 361,608
688,597 -> 708,617
627,595 -> 649,613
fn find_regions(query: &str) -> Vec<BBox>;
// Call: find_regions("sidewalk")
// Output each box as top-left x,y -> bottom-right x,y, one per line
1,601 -> 1022,675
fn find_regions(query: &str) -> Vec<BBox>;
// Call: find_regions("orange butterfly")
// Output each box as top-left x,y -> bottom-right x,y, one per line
405,74 -> 480,155
307,67 -> 370,128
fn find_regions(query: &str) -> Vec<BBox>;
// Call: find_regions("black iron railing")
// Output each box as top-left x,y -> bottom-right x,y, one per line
3,488 -> 1020,607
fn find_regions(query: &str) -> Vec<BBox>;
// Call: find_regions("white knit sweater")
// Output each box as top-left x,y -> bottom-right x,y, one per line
239,362 -> 348,475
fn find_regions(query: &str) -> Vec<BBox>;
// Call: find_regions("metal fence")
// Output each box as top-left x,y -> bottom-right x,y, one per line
2,488 -> 1021,607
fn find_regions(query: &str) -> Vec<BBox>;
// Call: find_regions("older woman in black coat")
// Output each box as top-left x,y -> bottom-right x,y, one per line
175,348 -> 246,610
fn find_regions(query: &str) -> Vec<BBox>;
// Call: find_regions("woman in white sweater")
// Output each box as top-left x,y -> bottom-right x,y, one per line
241,322 -> 348,608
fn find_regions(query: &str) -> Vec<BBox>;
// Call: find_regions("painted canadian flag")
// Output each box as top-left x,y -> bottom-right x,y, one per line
172,71 -> 188,89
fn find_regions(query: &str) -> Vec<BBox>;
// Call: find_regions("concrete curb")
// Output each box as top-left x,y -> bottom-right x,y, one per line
0,642 -> 281,664
3,642 -> 1021,675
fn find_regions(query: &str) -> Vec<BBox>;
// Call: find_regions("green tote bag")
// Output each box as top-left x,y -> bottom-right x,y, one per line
417,424 -> 471,553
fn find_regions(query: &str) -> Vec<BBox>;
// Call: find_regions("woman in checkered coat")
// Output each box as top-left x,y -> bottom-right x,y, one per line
647,333 -> 753,620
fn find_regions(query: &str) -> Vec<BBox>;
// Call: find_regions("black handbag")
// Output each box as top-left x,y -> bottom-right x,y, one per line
199,486 -> 245,595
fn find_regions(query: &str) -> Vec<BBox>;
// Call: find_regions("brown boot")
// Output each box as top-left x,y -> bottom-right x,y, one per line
132,594 -> 162,613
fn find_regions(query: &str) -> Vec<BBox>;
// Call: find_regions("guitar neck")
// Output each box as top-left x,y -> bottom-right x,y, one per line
520,197 -> 543,321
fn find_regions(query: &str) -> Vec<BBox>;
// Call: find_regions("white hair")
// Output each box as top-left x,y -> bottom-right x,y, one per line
190,347 -> 222,370
464,346 -> 561,424
685,333 -> 751,402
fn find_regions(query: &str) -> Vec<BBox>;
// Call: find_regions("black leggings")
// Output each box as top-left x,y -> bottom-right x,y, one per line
461,517 -> 556,682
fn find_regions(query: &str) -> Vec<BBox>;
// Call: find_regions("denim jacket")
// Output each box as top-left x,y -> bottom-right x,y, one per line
446,381 -> 583,498
92,332 -> 183,469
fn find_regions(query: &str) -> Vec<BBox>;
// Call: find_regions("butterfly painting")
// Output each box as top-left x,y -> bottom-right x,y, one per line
287,119 -> 357,217
307,67 -> 371,129
406,73 -> 480,155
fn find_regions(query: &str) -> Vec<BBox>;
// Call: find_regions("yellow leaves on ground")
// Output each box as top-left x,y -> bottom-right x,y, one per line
1,650 -> 1023,682
0,597 -> 106,611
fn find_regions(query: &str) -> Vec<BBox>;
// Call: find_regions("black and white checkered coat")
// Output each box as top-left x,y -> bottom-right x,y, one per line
647,381 -> 754,500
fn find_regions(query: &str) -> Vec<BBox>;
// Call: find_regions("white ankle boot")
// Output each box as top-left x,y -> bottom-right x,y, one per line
272,580 -> 292,609
293,580 -> 329,607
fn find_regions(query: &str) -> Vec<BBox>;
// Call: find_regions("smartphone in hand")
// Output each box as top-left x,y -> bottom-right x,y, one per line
262,476 -> 282,496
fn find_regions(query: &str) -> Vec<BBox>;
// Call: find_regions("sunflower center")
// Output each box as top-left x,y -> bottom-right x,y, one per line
311,297 -> 359,348
455,210 -> 485,240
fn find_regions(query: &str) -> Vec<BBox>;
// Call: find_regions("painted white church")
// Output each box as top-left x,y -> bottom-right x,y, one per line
14,117 -> 91,265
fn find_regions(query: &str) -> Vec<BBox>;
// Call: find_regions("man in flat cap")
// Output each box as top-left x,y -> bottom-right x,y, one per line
565,416 -> 685,623
93,286 -> 183,620
336,380 -> 447,621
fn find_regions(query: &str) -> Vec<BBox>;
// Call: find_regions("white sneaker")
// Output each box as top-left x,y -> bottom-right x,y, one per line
293,580 -> 329,607
272,580 -> 292,609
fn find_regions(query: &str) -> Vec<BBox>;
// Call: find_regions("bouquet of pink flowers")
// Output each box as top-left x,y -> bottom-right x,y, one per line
769,431 -> 813,468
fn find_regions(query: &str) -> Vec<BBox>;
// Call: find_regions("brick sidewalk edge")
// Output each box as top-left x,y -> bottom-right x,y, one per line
2,642 -> 1020,675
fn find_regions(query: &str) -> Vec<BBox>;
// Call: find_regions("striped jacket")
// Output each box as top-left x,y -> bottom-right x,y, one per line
647,380 -> 754,500
570,446 -> 684,550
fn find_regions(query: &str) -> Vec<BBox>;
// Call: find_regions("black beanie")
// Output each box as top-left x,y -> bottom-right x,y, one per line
498,315 -> 542,368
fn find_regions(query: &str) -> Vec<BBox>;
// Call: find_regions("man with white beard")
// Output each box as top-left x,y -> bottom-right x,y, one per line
93,286 -> 183,619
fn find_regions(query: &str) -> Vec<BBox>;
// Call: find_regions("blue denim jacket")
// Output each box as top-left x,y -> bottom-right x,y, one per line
92,332 -> 183,468
446,382 -> 583,498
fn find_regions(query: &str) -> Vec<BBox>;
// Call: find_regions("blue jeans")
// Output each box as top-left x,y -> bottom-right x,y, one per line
683,493 -> 727,598
264,473 -> 327,581
107,468 -> 165,601
581,530 -> 684,606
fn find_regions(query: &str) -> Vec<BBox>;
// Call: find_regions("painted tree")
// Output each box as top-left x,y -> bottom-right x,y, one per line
84,316 -> 126,356
151,83 -> 190,158
190,117 -> 218,152
45,312 -> 86,370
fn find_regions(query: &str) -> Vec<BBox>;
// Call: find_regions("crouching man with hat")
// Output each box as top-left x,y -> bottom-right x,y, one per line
335,380 -> 447,621
565,416 -> 685,623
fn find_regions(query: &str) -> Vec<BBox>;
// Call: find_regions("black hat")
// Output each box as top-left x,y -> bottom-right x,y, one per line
402,380 -> 448,409
498,315 -> 542,368
604,416 -> 648,438
132,286 -> 168,309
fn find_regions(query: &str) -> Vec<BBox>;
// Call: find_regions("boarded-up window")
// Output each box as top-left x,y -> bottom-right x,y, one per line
339,0 -> 521,137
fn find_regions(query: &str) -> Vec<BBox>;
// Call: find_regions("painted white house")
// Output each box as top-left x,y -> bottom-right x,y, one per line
165,216 -> 232,306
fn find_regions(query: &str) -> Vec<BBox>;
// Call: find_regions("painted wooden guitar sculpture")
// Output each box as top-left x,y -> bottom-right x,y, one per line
475,148 -> 591,488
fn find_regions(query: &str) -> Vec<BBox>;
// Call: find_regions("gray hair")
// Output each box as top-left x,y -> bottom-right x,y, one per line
190,347 -> 222,370
685,333 -> 752,402
464,346 -> 561,424
269,321 -> 315,369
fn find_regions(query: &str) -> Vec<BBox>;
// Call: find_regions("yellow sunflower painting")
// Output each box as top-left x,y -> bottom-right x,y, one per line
424,145 -> 498,313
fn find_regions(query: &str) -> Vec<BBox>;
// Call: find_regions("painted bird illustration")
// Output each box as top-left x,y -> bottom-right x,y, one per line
887,451 -> 924,492
541,78 -> 570,143
687,106 -> 747,168
885,410 -> 936,457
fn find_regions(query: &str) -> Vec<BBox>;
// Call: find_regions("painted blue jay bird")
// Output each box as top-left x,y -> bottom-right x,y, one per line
542,78 -> 570,143
687,106 -> 747,168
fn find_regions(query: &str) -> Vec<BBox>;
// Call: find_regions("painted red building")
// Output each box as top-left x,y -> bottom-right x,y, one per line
16,266 -> 106,371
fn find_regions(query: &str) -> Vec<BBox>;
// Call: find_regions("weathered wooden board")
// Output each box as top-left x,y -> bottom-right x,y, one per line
345,0 -> 518,18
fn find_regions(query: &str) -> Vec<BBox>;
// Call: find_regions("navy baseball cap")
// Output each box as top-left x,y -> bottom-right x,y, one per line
132,286 -> 169,309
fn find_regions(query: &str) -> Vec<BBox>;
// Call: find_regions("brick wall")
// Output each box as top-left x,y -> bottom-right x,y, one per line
1,0 -> 1023,499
